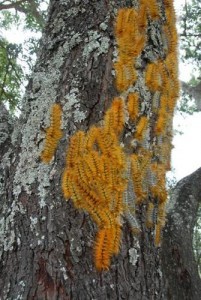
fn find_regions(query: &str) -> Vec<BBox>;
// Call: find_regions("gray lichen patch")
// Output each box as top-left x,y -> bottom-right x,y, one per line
12,33 -> 72,207
62,32 -> 82,54
99,13 -> 109,32
83,30 -> 110,62
0,200 -> 25,257
166,181 -> 193,229
65,6 -> 86,18
62,87 -> 87,128
166,180 -> 183,215
37,164 -> 52,208
60,266 -> 68,280
99,21 -> 108,31
30,216 -> 38,231
11,57 -> 83,209
129,246 -> 139,266
74,109 -> 86,123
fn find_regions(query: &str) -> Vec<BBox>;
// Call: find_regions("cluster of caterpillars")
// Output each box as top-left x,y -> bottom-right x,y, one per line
62,98 -> 127,270
40,0 -> 179,271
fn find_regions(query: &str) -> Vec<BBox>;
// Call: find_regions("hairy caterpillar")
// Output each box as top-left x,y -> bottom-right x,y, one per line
104,97 -> 125,135
40,103 -> 63,163
146,202 -> 155,228
154,223 -> 162,247
94,228 -> 112,271
135,116 -> 148,141
65,131 -> 85,169
127,92 -> 139,121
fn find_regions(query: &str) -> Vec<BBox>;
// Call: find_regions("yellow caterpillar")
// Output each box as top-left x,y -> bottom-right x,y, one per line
40,103 -> 63,163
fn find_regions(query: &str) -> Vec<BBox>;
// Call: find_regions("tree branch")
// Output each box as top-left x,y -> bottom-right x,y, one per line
180,34 -> 201,37
0,0 -> 27,10
27,0 -> 45,27
0,0 -> 45,26
161,168 -> 201,300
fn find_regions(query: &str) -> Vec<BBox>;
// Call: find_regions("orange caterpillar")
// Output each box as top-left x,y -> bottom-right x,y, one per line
164,1 -> 177,29
146,202 -> 155,228
145,62 -> 163,92
163,0 -> 174,7
165,53 -> 178,79
94,225 -> 122,271
163,25 -> 177,54
154,200 -> 167,247
154,202 -> 166,246
164,0 -> 178,57
65,131 -> 85,168
112,190 -> 124,215
130,154 -> 145,203
94,229 -> 111,271
151,163 -> 167,204
154,223 -> 162,247
40,103 -> 63,163
135,116 -> 148,141
141,0 -> 160,20
114,8 -> 146,92
155,113 -> 166,135
159,140 -> 172,170
119,35 -> 146,58
95,129 -> 125,167
164,55 -> 180,105
104,97 -> 125,135
94,228 -> 113,271
114,60 -> 137,92
157,202 -> 166,225
114,61 -> 130,92
127,92 -> 139,121
115,8 -> 138,38
62,169 -> 72,199
151,185 -> 167,204
111,223 -> 122,255
137,4 -> 147,32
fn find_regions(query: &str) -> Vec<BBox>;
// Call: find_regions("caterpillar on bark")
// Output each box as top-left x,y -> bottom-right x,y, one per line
40,103 -> 63,163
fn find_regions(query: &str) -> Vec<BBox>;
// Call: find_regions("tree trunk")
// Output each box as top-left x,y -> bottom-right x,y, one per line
162,168 -> 201,300
0,1 -> 200,299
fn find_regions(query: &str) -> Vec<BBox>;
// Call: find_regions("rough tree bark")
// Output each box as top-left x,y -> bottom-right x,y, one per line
162,168 -> 201,300
0,1 -> 200,299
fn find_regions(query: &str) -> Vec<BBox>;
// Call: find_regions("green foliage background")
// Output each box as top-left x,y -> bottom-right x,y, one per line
0,0 -> 48,112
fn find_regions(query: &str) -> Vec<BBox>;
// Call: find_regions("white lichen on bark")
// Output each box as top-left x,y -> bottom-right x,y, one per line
0,23 -> 86,255
0,201 -> 25,257
83,30 -> 110,62
129,245 -> 140,266
62,87 -> 87,127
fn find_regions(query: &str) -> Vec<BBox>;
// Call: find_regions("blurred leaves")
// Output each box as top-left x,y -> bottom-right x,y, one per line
177,90 -> 197,115
177,0 -> 201,114
0,38 -> 24,111
0,0 -> 48,31
180,0 -> 201,70
0,0 -> 48,111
